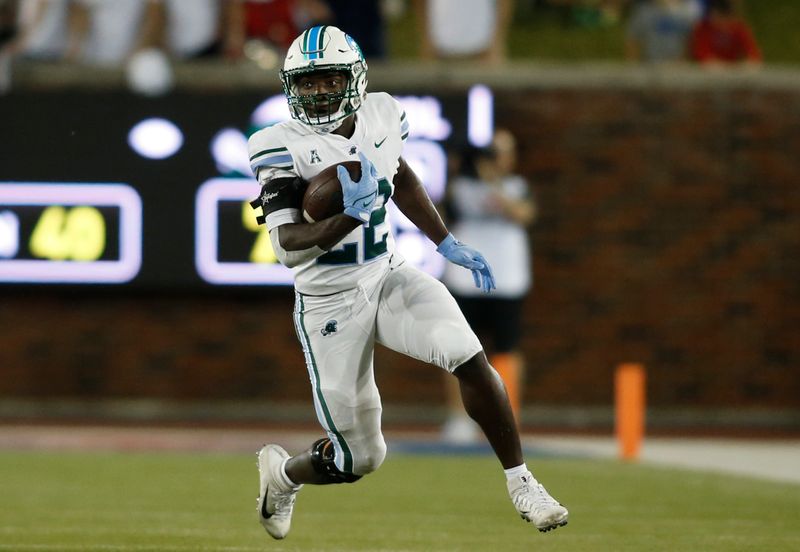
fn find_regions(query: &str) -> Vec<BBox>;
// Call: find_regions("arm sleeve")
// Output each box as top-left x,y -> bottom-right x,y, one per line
248,128 -> 301,228
251,178 -> 326,268
249,176 -> 304,229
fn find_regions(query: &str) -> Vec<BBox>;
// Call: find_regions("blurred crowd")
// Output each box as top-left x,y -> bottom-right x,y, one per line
625,0 -> 760,67
0,0 -> 764,93
0,0 -> 389,66
535,0 -> 760,66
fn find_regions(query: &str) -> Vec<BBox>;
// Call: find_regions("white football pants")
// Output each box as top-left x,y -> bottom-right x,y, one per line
292,257 -> 482,476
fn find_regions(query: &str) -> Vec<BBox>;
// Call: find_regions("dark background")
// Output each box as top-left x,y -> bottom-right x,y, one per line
1,77 -> 798,430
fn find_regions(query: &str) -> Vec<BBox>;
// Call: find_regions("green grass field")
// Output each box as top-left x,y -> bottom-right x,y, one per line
1,450 -> 798,551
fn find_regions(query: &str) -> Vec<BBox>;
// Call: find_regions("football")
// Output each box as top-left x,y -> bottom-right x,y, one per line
302,161 -> 362,223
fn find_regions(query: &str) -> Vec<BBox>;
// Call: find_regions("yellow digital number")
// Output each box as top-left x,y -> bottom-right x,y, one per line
66,206 -> 106,261
30,206 -> 69,260
242,201 -> 277,264
30,205 -> 106,261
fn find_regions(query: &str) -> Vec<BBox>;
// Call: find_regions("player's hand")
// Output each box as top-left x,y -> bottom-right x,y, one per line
339,152 -> 379,224
436,233 -> 496,293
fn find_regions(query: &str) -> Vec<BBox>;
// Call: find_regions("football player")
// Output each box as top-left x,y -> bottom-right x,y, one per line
248,25 -> 568,539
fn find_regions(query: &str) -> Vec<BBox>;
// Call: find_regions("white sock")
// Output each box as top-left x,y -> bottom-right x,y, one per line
504,463 -> 530,482
279,457 -> 302,490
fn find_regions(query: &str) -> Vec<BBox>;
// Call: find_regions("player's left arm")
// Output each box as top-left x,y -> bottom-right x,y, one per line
391,156 -> 449,245
392,157 -> 495,292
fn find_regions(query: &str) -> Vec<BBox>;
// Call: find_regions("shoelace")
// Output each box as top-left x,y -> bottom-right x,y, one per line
271,489 -> 297,518
514,483 -> 560,514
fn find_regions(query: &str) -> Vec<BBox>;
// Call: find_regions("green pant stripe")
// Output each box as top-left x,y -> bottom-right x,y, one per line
296,294 -> 354,473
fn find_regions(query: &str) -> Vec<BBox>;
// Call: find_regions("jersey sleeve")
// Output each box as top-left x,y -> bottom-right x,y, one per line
380,92 -> 410,144
399,108 -> 409,143
248,127 -> 298,184
248,127 -> 302,229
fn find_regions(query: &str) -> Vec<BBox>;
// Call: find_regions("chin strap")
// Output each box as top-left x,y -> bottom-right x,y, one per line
311,117 -> 345,135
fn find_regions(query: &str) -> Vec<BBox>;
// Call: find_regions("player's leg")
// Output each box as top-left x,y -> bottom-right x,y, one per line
375,262 -> 568,531
375,262 -> 521,466
452,350 -> 523,467
286,289 -> 387,481
453,321 -> 567,532
257,289 -> 386,539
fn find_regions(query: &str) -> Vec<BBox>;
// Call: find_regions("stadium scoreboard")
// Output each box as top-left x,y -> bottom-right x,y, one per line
0,86 -> 494,290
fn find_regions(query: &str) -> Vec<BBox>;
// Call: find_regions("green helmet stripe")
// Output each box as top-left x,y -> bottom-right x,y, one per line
318,26 -> 327,59
302,28 -> 310,57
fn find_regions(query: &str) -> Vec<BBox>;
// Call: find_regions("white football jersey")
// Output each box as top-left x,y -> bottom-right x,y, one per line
248,92 -> 410,294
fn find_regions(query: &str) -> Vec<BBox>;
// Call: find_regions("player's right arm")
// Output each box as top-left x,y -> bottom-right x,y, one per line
275,216 -> 362,253
248,130 -> 361,267
251,176 -> 362,268
275,153 -> 381,253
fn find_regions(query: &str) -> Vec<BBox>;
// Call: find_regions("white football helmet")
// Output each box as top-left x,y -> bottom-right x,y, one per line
280,26 -> 368,134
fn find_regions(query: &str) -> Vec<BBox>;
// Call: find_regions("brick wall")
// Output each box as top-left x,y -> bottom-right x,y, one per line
497,87 -> 800,409
1,85 -> 798,412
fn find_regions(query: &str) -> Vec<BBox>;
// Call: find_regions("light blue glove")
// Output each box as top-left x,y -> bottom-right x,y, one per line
339,151 -> 379,224
436,233 -> 496,293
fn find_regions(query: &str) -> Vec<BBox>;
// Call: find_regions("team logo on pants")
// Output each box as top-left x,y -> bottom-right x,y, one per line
321,320 -> 338,336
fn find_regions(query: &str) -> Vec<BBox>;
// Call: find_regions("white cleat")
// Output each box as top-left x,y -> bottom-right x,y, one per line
507,472 -> 569,532
257,444 -> 301,539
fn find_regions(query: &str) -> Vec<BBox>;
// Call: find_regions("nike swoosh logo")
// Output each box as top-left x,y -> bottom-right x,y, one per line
374,136 -> 388,148
361,200 -> 373,207
260,495 -> 272,519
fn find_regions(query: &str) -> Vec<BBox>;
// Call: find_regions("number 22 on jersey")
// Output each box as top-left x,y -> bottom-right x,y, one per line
317,178 -> 392,265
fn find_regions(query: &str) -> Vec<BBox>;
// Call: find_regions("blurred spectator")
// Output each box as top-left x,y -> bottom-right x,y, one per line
69,0 -> 149,65
137,0 -> 222,60
3,0 -> 221,66
327,0 -> 386,59
414,0 -> 514,64
626,0 -> 702,63
690,0 -> 761,67
4,0 -> 71,60
222,0 -> 331,60
440,129 -> 537,444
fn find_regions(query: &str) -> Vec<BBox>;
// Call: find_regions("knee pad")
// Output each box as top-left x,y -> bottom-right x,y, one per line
309,438 -> 362,484
358,438 -> 387,474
